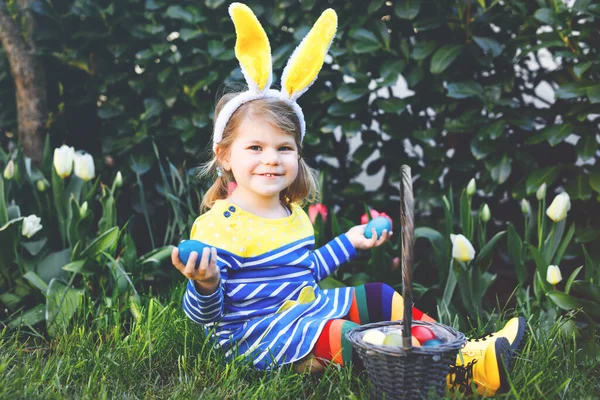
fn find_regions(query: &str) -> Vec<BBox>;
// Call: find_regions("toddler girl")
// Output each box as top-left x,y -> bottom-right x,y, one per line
172,4 -> 524,396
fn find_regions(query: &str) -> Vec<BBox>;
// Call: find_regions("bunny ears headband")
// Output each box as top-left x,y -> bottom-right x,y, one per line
212,3 -> 338,152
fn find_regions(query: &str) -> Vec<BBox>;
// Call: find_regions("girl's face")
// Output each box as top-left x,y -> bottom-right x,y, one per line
220,115 -> 299,204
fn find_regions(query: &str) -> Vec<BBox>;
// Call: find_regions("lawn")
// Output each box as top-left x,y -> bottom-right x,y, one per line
2,288 -> 599,399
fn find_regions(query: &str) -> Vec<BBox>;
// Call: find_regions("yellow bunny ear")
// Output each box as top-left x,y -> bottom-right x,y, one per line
229,3 -> 272,92
281,9 -> 337,100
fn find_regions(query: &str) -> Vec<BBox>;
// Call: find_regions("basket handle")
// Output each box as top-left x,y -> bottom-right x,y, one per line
400,165 -> 414,351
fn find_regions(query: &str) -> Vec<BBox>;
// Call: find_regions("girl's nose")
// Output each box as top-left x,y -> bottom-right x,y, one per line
262,148 -> 281,165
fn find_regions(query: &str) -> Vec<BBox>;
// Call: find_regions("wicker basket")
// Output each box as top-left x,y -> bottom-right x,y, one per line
345,166 -> 466,399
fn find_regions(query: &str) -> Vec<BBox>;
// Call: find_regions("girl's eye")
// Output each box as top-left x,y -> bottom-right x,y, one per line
249,145 -> 261,151
279,146 -> 293,151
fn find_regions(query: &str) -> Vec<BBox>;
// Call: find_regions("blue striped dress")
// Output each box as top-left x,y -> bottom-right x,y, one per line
182,199 -> 357,369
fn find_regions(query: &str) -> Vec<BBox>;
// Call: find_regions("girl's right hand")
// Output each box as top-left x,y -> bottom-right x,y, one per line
171,246 -> 220,295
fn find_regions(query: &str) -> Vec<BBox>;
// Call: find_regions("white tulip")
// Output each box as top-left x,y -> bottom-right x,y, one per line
114,171 -> 123,188
73,152 -> 95,182
481,204 -> 491,222
53,145 -> 75,179
546,265 -> 562,285
521,199 -> 531,215
536,183 -> 547,200
467,178 -> 476,196
3,160 -> 15,180
450,234 -> 476,262
546,192 -> 571,222
22,214 -> 43,238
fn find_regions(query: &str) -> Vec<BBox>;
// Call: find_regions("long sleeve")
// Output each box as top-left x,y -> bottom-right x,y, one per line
182,266 -> 228,325
309,233 -> 357,282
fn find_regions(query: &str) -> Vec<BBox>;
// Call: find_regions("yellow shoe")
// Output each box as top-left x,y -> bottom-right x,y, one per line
467,317 -> 526,353
447,337 -> 513,397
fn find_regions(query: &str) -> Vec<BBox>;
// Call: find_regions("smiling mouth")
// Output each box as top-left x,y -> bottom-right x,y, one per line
259,173 -> 281,177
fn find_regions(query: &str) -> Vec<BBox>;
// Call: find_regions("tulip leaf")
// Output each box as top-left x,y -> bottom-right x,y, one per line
507,224 -> 525,285
430,45 -> 462,74
459,189 -> 472,240
543,219 -> 565,264
476,231 -> 506,265
547,290 -> 581,311
81,227 -> 120,258
564,266 -> 583,295
0,176 -> 7,227
553,223 -> 575,265
23,271 -> 49,293
37,248 -> 70,283
46,279 -> 83,337
23,237 -> 47,257
319,276 -> 347,289
571,281 -> 600,304
7,304 -> 45,330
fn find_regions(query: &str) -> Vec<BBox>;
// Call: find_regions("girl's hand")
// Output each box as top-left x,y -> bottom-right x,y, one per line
171,246 -> 220,295
345,225 -> 393,250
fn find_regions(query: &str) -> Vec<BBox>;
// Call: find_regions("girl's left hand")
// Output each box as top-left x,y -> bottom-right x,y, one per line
345,225 -> 393,250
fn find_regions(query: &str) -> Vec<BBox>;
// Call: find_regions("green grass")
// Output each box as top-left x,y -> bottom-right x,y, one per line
1,297 -> 599,399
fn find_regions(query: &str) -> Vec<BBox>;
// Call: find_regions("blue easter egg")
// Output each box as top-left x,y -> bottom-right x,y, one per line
178,240 -> 210,268
422,339 -> 444,347
364,216 -> 392,239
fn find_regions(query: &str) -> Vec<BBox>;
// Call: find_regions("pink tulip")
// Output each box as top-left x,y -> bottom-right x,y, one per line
360,209 -> 392,225
308,203 -> 328,224
227,181 -> 238,195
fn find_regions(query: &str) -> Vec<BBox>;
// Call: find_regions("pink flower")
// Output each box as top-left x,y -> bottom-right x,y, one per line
308,203 -> 328,224
227,181 -> 238,195
391,257 -> 401,271
360,209 -> 392,225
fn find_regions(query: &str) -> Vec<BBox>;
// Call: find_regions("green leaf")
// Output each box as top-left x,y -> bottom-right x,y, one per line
165,5 -> 195,23
476,231 -> 506,265
62,260 -> 92,274
555,83 -> 589,99
526,167 -> 560,194
23,271 -> 49,293
46,279 -> 83,337
395,0 -> 420,19
0,176 -> 7,227
368,0 -> 385,14
489,154 -> 511,184
23,237 -> 47,257
352,41 -> 380,54
319,276 -> 347,289
205,0 -> 226,9
430,45 -> 463,74
564,174 -> 592,201
327,102 -> 355,117
472,36 -> 502,57
349,28 -> 380,45
587,85 -> 600,103
547,290 -> 581,311
573,61 -> 592,78
534,8 -> 557,24
377,98 -> 407,115
459,189 -> 472,240
576,134 -> 598,162
525,125 -> 571,146
564,266 -> 583,295
412,41 -> 436,61
590,168 -> 600,195
572,280 -> 600,303
553,223 -> 574,265
446,82 -> 483,99
7,305 -> 45,330
336,85 -> 368,103
37,249 -> 70,283
81,227 -> 120,258
141,98 -> 165,121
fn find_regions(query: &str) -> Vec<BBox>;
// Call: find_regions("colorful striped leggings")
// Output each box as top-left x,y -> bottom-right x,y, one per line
313,283 -> 435,367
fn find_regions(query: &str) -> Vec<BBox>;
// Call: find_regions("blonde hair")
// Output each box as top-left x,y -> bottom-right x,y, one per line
198,92 -> 320,212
